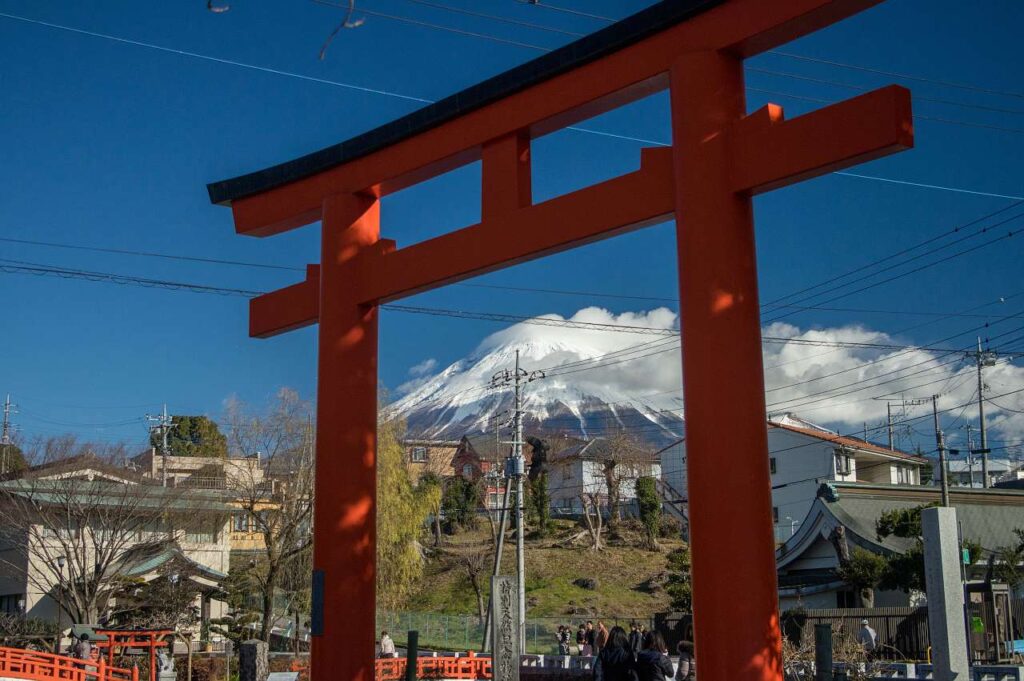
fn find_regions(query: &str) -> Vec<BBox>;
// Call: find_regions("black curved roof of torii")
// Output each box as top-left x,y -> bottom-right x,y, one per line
206,0 -> 722,206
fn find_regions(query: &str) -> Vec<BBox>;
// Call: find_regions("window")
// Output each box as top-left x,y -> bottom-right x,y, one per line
410,447 -> 428,463
834,451 -> 852,476
836,590 -> 857,608
0,594 -> 23,614
769,457 -> 777,475
772,507 -> 779,524
232,513 -> 250,533
186,519 -> 220,544
462,464 -> 474,479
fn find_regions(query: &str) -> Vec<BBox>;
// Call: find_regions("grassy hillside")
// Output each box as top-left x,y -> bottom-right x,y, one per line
402,519 -> 684,620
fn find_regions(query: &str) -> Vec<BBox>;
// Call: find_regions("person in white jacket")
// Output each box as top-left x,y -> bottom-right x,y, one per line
379,631 -> 397,658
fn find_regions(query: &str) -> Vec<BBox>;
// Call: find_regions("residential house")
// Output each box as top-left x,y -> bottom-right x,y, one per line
945,456 -> 1021,488
131,450 -> 272,558
403,439 -> 459,485
451,434 -> 517,509
775,481 -> 1024,610
546,435 -> 661,515
0,456 -> 232,631
661,414 -> 928,543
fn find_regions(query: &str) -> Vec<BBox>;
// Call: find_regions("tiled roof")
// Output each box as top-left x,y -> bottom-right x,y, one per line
769,421 -> 927,463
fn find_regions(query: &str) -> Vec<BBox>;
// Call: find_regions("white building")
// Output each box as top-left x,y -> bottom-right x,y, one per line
660,414 -> 928,543
0,455 -> 231,630
546,436 -> 661,515
944,456 -> 1022,488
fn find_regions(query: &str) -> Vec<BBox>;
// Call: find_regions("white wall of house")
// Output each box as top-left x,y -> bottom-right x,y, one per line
662,425 -> 924,544
548,458 -> 660,514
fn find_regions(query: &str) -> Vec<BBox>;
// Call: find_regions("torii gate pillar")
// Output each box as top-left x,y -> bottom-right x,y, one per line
671,51 -> 781,677
206,3 -> 914,680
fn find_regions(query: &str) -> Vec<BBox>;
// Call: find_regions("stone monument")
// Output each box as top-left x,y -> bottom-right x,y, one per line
922,506 -> 969,681
491,576 -> 520,681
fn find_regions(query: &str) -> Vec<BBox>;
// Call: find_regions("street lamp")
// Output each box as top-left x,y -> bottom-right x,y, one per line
55,556 -> 66,653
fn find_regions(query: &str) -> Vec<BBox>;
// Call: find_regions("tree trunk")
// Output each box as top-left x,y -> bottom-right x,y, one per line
261,565 -> 280,642
434,510 -> 443,547
859,587 -> 875,609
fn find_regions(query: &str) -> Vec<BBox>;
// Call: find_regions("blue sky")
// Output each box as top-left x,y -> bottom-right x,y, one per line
1,0 -> 1023,452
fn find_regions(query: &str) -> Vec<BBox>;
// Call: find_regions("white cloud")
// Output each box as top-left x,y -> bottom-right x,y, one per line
400,306 -> 1024,448
409,358 -> 438,376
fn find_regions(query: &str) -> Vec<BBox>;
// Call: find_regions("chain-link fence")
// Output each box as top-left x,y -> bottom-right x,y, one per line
377,611 -> 656,655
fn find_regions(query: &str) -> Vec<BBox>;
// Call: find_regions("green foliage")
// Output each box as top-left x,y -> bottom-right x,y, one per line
995,528 -> 1024,588
838,548 -> 887,591
635,476 -> 661,550
919,460 -> 934,485
876,503 -> 938,540
665,546 -> 692,611
113,568 -> 202,632
441,476 -> 482,532
0,443 -> 28,474
526,473 -> 552,537
879,543 -> 927,593
153,415 -> 228,458
963,539 -> 983,566
377,418 -> 439,611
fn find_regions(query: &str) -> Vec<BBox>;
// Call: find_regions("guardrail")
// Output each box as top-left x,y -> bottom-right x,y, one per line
0,647 -> 137,681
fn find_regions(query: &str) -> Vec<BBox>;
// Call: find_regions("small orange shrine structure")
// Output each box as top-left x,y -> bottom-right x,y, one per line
207,1 -> 913,680
93,629 -> 171,680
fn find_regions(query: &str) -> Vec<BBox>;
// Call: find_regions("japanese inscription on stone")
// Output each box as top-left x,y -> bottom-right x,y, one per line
491,576 -> 520,681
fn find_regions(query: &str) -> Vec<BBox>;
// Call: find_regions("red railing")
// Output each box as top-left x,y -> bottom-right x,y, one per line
374,653 -> 492,681
289,653 -> 493,681
0,647 -> 137,681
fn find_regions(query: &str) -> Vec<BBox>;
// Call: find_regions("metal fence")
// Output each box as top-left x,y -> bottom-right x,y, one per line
784,607 -> 930,661
376,612 -> 656,655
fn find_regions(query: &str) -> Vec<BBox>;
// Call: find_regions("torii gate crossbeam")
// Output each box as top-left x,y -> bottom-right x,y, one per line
206,2 -> 912,680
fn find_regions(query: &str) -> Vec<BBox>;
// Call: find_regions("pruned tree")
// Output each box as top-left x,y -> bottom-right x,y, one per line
599,434 -> 656,530
0,475 -> 196,624
580,492 -> 604,551
666,546 -> 692,611
837,547 -> 886,608
635,476 -> 661,551
226,388 -> 314,642
458,549 -> 490,626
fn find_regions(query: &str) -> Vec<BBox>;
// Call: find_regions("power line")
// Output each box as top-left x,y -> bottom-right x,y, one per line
395,0 -> 585,37
512,1 -> 615,23
2,9 -> 1019,201
311,0 -> 552,51
767,50 -> 1024,101
0,236 -> 304,271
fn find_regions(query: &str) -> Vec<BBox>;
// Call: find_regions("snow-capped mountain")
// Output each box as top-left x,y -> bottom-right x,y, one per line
388,309 -> 685,446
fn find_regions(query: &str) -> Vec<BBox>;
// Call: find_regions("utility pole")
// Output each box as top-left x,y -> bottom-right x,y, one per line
970,338 -> 997,488
145,404 -> 175,486
933,395 -> 950,507
1,395 -> 16,476
490,350 -> 544,654
965,424 -> 975,489
887,402 -> 895,451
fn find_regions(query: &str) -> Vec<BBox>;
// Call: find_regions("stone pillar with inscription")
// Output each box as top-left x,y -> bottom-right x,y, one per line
491,576 -> 520,681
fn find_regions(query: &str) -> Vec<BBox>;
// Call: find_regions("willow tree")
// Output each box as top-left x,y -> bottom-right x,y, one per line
376,418 -> 439,611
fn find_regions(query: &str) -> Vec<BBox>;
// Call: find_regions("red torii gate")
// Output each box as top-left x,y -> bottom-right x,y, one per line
207,2 -> 912,680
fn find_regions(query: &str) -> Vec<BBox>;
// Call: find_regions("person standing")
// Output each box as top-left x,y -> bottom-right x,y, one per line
628,624 -> 642,655
577,624 -> 587,655
593,626 -> 636,681
857,619 -> 878,657
379,630 -> 397,658
584,621 -> 596,657
675,641 -> 695,681
636,631 -> 674,681
595,621 -> 609,654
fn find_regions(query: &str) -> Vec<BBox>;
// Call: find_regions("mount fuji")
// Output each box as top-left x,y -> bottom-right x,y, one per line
387,308 -> 685,446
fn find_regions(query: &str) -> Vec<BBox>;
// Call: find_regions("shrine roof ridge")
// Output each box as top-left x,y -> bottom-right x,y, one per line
206,0 -> 722,206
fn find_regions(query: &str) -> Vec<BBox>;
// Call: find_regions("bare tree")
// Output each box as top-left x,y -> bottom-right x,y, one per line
600,434 -> 655,530
0,475 -> 197,624
226,388 -> 314,642
458,549 -> 490,626
579,492 -> 604,551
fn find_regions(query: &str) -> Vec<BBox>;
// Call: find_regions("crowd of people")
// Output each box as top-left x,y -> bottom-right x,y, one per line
555,622 -> 695,681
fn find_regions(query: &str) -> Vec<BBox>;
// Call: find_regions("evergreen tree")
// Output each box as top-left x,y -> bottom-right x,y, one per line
635,476 -> 661,550
153,415 -> 228,458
